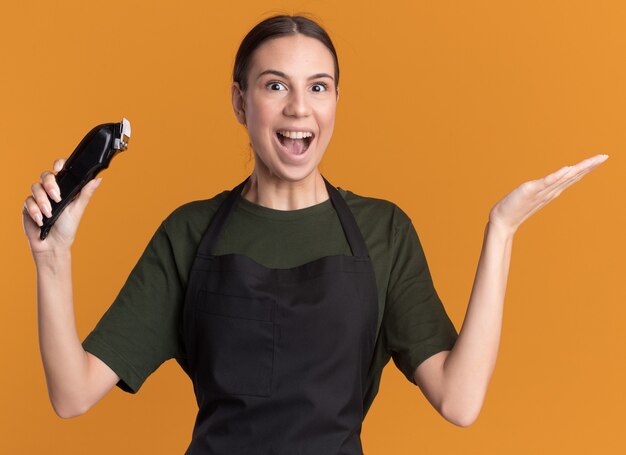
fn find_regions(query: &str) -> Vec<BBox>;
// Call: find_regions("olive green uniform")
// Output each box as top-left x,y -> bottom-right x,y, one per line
82,186 -> 458,417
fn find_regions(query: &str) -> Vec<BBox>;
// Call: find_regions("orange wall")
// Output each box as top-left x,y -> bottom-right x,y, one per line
2,1 -> 624,453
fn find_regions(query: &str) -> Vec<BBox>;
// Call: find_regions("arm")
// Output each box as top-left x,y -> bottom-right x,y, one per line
35,250 -> 120,418
413,221 -> 511,427
413,154 -> 608,427
24,159 -> 120,418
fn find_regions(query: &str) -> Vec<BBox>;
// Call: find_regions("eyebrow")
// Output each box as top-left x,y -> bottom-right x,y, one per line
256,69 -> 334,81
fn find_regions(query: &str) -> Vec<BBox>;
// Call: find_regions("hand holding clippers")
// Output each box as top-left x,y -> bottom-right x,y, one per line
39,118 -> 131,240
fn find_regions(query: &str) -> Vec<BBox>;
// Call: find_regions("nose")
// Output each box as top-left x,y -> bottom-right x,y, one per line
283,89 -> 311,118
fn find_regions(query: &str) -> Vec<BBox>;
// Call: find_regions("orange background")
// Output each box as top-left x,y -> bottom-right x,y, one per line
2,0 -> 624,453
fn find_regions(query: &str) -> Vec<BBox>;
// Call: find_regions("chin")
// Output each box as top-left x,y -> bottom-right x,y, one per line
253,149 -> 326,184
270,164 -> 321,183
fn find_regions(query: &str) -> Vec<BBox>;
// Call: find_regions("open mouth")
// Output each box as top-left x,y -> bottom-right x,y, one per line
275,130 -> 314,155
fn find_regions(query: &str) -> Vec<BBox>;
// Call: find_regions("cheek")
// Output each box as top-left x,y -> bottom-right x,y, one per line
321,97 -> 337,120
319,105 -> 337,135
245,113 -> 276,155
246,101 -> 276,133
243,110 -> 266,139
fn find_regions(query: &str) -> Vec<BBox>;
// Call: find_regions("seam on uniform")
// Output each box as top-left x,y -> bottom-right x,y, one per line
84,336 -> 148,391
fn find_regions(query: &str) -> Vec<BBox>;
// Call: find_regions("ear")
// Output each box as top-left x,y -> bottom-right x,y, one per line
336,87 -> 339,104
231,82 -> 247,125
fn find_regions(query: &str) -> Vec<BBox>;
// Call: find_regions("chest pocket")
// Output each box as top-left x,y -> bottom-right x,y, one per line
194,290 -> 275,397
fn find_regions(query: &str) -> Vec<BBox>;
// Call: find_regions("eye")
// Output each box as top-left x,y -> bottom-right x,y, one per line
266,81 -> 286,91
310,82 -> 328,93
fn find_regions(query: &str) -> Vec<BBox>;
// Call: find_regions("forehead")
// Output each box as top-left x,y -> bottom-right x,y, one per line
249,34 -> 335,78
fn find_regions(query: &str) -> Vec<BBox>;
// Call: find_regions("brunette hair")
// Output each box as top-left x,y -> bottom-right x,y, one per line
233,15 -> 339,92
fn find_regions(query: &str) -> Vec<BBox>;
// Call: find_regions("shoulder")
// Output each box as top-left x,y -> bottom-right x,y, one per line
160,190 -> 230,240
338,187 -> 413,234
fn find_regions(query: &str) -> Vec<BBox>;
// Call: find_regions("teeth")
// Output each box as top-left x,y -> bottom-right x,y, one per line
278,130 -> 313,139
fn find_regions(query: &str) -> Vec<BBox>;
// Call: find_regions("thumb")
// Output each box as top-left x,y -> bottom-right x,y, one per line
69,177 -> 102,217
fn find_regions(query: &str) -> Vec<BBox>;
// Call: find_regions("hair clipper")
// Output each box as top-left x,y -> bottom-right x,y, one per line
40,118 -> 131,240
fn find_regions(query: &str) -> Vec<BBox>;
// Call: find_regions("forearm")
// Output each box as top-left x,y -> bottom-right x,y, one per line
440,221 -> 514,426
35,250 -> 90,418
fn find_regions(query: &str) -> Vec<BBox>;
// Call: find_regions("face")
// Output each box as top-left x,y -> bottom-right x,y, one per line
231,34 -> 338,183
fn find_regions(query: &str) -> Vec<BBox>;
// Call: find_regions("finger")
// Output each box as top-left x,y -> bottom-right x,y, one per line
541,160 -> 587,190
536,163 -> 601,211
572,153 -> 609,169
53,158 -> 66,173
542,164 -> 597,202
540,165 -> 572,189
534,162 -> 582,193
509,154 -> 608,227
40,170 -> 62,202
23,196 -> 44,227
67,178 -> 102,219
538,154 -> 608,196
519,158 -> 604,223
548,158 -> 605,195
562,154 -> 608,179
31,182 -> 53,218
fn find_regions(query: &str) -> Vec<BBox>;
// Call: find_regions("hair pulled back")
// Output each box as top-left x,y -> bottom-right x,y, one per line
233,15 -> 339,92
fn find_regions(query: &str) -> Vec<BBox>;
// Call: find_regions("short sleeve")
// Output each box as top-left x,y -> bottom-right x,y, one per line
81,221 -> 185,394
383,208 -> 458,385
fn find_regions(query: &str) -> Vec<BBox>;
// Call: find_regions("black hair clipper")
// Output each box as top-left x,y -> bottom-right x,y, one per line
39,118 -> 131,240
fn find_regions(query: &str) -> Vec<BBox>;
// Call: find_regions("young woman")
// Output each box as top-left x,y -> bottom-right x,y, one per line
22,14 -> 607,455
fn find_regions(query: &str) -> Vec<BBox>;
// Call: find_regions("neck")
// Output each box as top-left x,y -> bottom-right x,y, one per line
241,168 -> 329,210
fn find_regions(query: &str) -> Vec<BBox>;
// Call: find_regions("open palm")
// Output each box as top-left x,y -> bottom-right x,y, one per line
489,154 -> 608,234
